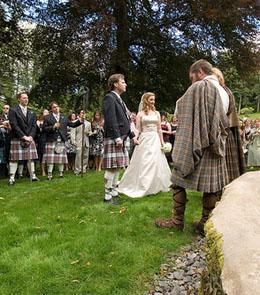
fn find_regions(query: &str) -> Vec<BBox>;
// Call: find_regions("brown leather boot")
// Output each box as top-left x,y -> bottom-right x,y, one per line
155,186 -> 187,230
193,191 -> 222,235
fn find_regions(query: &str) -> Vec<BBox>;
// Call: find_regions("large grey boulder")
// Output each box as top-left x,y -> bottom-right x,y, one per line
209,171 -> 260,295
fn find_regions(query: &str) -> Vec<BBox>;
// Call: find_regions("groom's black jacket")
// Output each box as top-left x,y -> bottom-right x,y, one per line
102,91 -> 134,140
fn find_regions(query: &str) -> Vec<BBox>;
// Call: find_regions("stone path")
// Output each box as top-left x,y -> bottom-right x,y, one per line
148,236 -> 206,295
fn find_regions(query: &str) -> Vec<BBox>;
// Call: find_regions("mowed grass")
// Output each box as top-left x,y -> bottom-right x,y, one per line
0,171 -> 201,295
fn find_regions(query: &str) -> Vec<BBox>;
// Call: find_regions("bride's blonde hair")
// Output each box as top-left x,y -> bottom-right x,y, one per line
141,92 -> 156,115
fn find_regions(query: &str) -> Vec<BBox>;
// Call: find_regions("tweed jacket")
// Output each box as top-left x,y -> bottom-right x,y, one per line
171,79 -> 229,193
102,91 -> 134,140
43,113 -> 82,142
9,105 -> 37,140
70,120 -> 91,148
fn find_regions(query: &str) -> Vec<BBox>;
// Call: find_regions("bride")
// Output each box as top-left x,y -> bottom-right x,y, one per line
118,92 -> 172,198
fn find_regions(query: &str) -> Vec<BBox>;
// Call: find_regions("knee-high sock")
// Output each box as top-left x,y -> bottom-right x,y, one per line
112,170 -> 120,188
18,164 -> 24,176
9,162 -> 18,180
58,164 -> 64,172
104,170 -> 115,189
48,164 -> 54,174
27,161 -> 36,177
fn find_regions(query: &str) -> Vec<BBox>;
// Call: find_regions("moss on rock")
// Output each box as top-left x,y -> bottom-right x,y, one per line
199,220 -> 227,295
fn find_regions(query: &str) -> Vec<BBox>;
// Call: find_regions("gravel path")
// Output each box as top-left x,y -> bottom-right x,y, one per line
148,236 -> 206,295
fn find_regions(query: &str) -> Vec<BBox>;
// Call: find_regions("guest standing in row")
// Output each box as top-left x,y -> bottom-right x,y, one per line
8,91 -> 39,185
42,101 -> 82,180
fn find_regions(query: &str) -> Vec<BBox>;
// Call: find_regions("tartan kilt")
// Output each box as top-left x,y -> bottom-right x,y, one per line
102,138 -> 129,169
42,142 -> 68,164
10,140 -> 38,161
225,128 -> 242,183
171,147 -> 228,193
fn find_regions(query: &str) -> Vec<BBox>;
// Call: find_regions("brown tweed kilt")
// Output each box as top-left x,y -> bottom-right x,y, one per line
102,138 -> 129,169
42,142 -> 68,164
10,140 -> 38,161
171,148 -> 228,193
225,127 -> 245,183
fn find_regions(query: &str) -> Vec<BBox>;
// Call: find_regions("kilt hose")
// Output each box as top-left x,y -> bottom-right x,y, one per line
42,142 -> 68,164
102,138 -> 129,169
9,140 -> 38,161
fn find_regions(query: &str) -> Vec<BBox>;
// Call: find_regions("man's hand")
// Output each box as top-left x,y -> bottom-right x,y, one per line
54,122 -> 60,129
116,139 -> 123,148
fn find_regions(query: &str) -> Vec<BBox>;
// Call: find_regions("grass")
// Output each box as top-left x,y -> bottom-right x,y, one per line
0,171 -> 201,295
240,112 -> 260,119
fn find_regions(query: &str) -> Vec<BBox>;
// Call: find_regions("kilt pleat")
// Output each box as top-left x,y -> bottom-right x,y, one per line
42,142 -> 68,164
172,148 -> 228,193
102,138 -> 129,169
225,128 -> 241,182
10,140 -> 38,161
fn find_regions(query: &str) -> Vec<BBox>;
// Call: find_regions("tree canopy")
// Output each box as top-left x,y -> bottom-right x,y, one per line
0,0 -> 259,112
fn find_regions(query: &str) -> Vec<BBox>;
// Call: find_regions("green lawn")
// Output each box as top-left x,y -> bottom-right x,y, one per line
240,112 -> 260,119
0,171 -> 201,295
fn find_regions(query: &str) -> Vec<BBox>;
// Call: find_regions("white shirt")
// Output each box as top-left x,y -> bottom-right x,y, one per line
19,104 -> 27,116
204,75 -> 229,114
53,113 -> 60,122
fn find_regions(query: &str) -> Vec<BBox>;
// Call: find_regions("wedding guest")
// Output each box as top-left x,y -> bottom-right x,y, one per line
66,113 -> 77,171
247,120 -> 260,167
36,109 -> 49,176
169,116 -> 178,148
118,92 -> 172,198
8,91 -> 39,185
160,111 -> 172,163
42,102 -> 81,180
0,104 -> 11,176
89,110 -> 104,172
70,110 -> 91,175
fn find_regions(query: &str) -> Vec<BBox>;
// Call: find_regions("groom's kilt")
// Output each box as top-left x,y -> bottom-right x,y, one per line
102,138 -> 129,169
10,139 -> 38,161
42,142 -> 68,164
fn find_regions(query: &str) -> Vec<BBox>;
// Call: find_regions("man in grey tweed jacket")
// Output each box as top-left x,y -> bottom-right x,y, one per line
155,59 -> 229,234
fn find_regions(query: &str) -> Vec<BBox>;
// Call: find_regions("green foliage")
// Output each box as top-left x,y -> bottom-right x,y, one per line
0,1 -> 259,112
0,171 -> 202,295
240,107 -> 255,115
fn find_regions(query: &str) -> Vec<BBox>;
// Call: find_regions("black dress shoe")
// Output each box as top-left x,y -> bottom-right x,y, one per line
103,198 -> 119,205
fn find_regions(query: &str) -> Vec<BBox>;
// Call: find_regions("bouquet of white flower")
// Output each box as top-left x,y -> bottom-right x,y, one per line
161,142 -> 172,153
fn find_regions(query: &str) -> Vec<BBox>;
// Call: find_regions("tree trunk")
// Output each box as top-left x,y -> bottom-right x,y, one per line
113,0 -> 129,75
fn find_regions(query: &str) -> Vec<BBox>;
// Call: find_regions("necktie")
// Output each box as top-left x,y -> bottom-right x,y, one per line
22,107 -> 27,117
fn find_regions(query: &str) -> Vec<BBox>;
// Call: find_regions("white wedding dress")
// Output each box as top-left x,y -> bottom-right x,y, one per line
118,114 -> 172,198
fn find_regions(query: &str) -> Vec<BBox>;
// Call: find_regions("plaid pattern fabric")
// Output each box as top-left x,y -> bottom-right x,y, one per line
171,80 -> 229,193
42,142 -> 68,164
226,127 -> 246,182
10,140 -> 38,161
102,138 -> 129,169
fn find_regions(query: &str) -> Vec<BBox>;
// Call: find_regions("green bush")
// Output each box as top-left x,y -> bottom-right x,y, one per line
240,107 -> 255,115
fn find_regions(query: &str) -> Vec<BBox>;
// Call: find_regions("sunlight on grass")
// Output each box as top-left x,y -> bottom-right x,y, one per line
0,171 -> 201,295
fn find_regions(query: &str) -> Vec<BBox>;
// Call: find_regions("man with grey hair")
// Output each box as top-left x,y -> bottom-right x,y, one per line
155,59 -> 229,234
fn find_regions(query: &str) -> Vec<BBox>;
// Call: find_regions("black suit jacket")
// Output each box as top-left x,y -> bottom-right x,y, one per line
102,92 -> 134,140
9,105 -> 37,140
43,113 -> 81,142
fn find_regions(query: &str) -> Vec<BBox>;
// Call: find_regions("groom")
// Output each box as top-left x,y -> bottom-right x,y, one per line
102,74 -> 138,204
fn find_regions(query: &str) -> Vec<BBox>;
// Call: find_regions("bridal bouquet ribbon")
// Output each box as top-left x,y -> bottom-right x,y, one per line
161,142 -> 172,153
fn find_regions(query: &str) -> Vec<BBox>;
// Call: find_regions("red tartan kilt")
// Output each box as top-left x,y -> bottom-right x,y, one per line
10,140 -> 38,161
102,138 -> 129,169
42,142 -> 68,164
